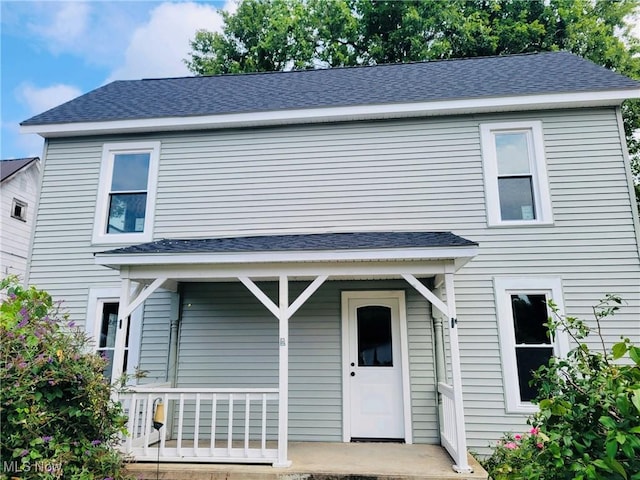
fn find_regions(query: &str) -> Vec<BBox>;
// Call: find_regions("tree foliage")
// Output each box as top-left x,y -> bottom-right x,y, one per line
185,0 -> 640,188
483,296 -> 640,480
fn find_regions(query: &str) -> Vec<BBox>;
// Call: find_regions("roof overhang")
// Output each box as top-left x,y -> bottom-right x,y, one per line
21,89 -> 640,138
95,244 -> 479,282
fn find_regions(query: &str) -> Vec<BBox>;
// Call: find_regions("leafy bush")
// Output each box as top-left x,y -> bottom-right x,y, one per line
483,295 -> 640,480
0,277 -> 133,479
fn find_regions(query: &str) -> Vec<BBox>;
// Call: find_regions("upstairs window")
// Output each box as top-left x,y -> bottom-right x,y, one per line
11,198 -> 27,222
93,142 -> 159,244
481,121 -> 553,226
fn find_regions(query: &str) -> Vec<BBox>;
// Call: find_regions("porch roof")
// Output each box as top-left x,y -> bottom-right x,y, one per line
95,231 -> 478,272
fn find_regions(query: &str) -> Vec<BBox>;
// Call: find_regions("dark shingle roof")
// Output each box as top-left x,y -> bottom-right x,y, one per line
22,52 -> 640,126
99,231 -> 477,256
0,157 -> 39,182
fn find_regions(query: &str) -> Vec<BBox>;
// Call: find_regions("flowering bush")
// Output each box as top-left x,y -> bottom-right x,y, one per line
483,295 -> 640,480
483,427 -> 550,478
0,277 -> 134,479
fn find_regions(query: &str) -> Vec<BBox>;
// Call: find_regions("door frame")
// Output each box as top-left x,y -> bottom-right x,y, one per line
341,290 -> 413,444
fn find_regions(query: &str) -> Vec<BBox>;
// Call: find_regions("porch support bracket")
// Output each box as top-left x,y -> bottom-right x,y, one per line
120,276 -> 169,320
401,274 -> 448,317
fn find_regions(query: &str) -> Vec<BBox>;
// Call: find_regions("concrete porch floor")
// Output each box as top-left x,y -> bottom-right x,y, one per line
125,442 -> 488,480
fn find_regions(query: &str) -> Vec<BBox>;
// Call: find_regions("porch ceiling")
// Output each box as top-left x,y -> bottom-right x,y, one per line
94,231 -> 478,282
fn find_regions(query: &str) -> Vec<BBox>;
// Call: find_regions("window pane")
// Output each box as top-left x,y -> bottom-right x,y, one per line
107,193 -> 147,233
511,294 -> 550,344
516,347 -> 553,401
99,349 -> 114,379
498,176 -> 536,220
496,132 -> 531,175
357,306 -> 393,367
100,303 -> 119,348
111,153 -> 150,191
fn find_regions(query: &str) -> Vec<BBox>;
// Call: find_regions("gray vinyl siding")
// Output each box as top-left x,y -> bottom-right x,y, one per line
177,280 -> 438,443
28,107 -> 640,452
137,290 -> 173,384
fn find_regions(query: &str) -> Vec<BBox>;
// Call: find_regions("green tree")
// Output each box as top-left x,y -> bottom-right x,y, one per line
185,0 -> 640,193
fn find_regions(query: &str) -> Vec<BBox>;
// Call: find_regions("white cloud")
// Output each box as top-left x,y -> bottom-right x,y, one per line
17,83 -> 83,114
28,2 -> 90,54
107,2 -> 224,81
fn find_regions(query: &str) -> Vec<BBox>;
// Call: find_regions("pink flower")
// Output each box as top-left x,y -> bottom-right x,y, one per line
504,442 -> 518,450
537,443 -> 544,449
514,434 -> 522,440
530,427 -> 540,435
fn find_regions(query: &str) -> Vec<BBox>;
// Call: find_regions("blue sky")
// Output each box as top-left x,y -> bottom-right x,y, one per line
1,0 -> 230,159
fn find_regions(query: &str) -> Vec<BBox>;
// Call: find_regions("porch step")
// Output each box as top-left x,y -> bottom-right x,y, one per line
126,442 -> 488,480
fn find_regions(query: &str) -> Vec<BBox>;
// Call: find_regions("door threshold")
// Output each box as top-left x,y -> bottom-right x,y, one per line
350,437 -> 405,443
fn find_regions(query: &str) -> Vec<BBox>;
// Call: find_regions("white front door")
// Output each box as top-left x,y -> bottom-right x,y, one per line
342,291 -> 407,441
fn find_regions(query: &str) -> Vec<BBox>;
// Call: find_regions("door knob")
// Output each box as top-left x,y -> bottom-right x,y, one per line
350,372 -> 355,377
350,362 -> 355,367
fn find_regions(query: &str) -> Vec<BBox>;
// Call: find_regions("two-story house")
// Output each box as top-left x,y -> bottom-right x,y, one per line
20,51 -> 640,472
1,157 -> 40,281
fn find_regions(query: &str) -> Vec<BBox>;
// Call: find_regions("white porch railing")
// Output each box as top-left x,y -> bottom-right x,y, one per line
119,387 -> 279,464
438,382 -> 460,464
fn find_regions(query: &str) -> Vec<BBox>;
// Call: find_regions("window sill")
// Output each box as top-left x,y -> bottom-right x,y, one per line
487,220 -> 554,228
92,232 -> 153,246
505,402 -> 540,415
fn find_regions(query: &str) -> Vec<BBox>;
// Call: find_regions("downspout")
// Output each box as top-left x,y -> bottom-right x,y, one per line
165,286 -> 182,440
167,286 -> 182,387
432,314 -> 447,385
432,277 -> 448,385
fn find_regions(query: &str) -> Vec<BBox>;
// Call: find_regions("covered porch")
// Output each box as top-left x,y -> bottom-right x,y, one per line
95,232 -> 479,473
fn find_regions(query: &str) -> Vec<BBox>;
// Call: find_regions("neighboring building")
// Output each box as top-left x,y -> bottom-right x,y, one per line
1,157 -> 40,281
20,52 -> 640,471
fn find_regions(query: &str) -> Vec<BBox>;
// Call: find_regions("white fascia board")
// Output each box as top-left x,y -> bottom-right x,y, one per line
21,89 -> 640,138
95,245 -> 479,268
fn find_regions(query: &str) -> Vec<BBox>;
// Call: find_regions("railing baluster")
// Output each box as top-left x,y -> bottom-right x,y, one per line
261,394 -> 267,454
160,393 -> 168,456
177,393 -> 185,456
227,394 -> 234,454
244,394 -> 250,455
143,394 -> 154,457
194,393 -> 201,456
210,393 -> 217,455
125,393 -> 136,453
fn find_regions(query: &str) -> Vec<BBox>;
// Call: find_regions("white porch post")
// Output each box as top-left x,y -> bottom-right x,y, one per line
275,275 -> 292,467
444,272 -> 472,473
111,275 -> 132,395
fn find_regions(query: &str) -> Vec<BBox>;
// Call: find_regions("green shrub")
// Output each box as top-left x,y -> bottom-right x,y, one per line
483,295 -> 640,480
0,277 -> 134,479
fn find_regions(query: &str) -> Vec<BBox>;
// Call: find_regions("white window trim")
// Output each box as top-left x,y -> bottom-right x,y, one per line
494,277 -> 569,414
92,141 -> 160,245
11,198 -> 28,222
86,287 -> 142,383
480,121 -> 553,227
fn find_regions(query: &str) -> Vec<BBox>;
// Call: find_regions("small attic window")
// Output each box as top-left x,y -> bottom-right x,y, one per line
11,198 -> 27,222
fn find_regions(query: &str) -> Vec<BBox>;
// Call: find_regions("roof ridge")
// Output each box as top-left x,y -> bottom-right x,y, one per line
137,50 -> 566,82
